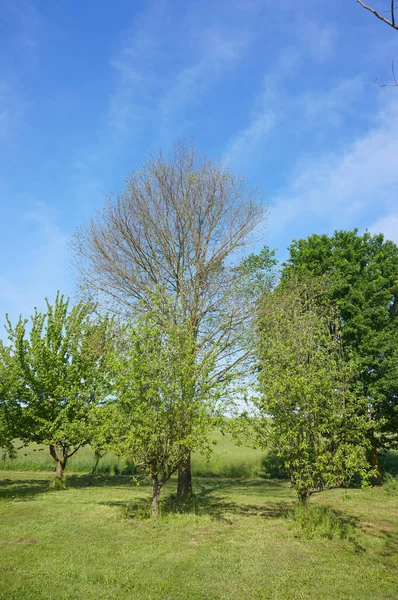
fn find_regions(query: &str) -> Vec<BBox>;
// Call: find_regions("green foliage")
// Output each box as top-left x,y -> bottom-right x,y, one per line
0,341 -> 22,457
232,246 -> 278,301
383,473 -> 398,496
5,293 -> 113,474
255,277 -> 371,502
94,303 -> 227,514
283,230 -> 398,449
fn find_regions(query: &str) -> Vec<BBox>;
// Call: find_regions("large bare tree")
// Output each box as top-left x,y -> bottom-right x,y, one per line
73,140 -> 267,495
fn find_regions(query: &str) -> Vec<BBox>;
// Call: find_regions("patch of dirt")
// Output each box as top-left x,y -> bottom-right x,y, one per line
6,536 -> 38,545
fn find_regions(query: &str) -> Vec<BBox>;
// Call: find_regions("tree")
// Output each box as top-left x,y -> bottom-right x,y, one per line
255,278 -> 371,503
96,304 -> 222,518
6,293 -> 112,478
0,341 -> 22,457
282,230 -> 398,472
73,139 -> 266,495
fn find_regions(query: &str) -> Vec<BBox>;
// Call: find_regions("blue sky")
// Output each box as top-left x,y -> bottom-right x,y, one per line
1,0 -> 398,325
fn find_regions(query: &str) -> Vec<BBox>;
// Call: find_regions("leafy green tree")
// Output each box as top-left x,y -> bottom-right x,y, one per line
282,230 -> 398,470
255,278 -> 371,503
6,293 -> 112,478
0,341 -> 22,457
96,305 -> 223,517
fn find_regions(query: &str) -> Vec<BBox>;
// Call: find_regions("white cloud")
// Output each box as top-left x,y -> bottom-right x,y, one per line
268,96 -> 398,235
369,214 -> 398,244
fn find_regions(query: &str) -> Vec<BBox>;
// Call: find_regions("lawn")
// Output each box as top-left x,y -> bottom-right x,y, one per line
0,471 -> 398,600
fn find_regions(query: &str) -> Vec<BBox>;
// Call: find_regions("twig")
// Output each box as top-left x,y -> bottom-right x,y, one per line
369,57 -> 398,86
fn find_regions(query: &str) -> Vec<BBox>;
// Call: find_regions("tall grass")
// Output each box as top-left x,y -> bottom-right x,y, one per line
0,430 -> 269,478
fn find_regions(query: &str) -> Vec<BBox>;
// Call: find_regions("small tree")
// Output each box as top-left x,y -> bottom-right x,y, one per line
255,278 -> 371,503
6,293 -> 112,478
99,304 -> 222,517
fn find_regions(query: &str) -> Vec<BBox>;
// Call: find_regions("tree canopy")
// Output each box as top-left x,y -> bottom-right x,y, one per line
282,230 -> 398,454
255,277 -> 372,503
6,293 -> 113,478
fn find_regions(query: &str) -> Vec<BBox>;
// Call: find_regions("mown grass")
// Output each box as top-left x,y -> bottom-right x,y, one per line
0,471 -> 398,599
0,429 -> 267,478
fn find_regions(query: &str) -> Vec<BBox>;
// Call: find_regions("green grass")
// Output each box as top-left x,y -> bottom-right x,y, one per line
0,472 -> 398,599
0,430 -> 268,478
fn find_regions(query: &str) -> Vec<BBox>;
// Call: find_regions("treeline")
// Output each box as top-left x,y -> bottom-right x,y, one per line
1,141 -> 398,516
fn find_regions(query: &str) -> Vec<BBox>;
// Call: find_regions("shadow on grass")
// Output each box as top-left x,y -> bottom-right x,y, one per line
98,478 -> 294,522
0,473 -> 146,501
0,478 -> 51,501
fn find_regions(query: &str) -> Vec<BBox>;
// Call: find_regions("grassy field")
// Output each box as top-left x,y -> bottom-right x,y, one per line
0,430 -> 268,478
1,471 -> 398,599
1,434 -> 398,598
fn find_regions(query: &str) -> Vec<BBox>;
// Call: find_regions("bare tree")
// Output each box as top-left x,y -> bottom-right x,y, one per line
73,139 -> 267,495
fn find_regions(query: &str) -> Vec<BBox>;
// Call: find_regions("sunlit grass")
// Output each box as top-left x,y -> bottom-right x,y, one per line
0,472 -> 397,599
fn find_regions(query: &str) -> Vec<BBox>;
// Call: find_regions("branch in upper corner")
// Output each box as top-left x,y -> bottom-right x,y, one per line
357,0 -> 398,30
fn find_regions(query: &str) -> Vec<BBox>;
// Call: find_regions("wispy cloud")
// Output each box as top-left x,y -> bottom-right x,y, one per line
369,215 -> 398,244
223,47 -> 301,168
158,27 -> 249,140
268,95 -> 398,238
0,202 -> 69,326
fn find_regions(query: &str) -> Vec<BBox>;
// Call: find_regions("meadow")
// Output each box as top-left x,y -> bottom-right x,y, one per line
1,434 -> 398,599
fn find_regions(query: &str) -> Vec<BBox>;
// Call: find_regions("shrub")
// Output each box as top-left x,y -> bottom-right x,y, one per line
384,473 -> 398,496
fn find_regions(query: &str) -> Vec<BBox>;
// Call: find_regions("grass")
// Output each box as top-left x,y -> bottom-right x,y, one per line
2,436 -> 398,598
0,472 -> 398,599
0,429 -> 267,478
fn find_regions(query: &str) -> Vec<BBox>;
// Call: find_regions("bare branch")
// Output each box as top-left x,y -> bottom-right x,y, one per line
357,0 -> 398,30
369,57 -> 398,86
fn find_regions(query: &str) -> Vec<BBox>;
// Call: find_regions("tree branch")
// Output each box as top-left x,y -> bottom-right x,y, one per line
369,58 -> 398,86
357,0 -> 398,30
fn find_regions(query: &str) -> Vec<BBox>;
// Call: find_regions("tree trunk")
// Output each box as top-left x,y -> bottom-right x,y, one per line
152,476 -> 161,518
297,488 -> 309,504
55,458 -> 67,479
370,444 -> 382,483
177,454 -> 192,497
49,444 -> 67,479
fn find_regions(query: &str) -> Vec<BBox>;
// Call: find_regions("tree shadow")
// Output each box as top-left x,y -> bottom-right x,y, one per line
0,477 -> 51,501
97,478 -> 294,522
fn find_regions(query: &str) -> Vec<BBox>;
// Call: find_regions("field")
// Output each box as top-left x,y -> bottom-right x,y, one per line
0,430 -> 267,478
1,436 -> 398,599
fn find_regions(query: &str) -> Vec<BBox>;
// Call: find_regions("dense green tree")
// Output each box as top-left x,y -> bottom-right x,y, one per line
94,303 -> 223,517
255,278 -> 371,503
282,230 -> 398,468
0,341 -> 22,457
6,293 -> 113,478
